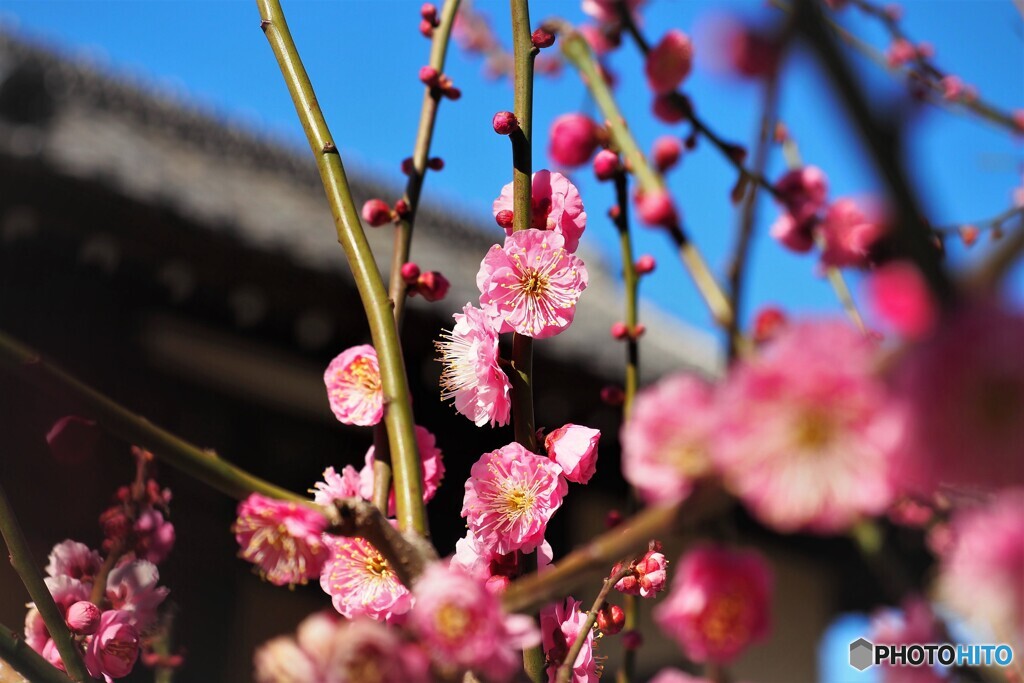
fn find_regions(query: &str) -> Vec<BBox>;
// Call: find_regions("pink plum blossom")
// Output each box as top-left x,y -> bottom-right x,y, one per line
893,302 -> 1024,493
545,424 -> 600,484
714,320 -> 903,533
492,171 -> 587,252
649,670 -> 714,683
548,114 -> 601,167
233,494 -> 328,587
132,508 -> 175,565
450,529 -> 554,592
324,344 -> 383,426
84,609 -> 140,681
105,560 -> 169,631
46,540 -> 101,581
319,534 -> 412,623
436,303 -> 512,427
581,0 -> 644,26
477,230 -> 589,339
409,562 -> 540,681
646,30 -> 694,94
615,544 -> 669,598
622,374 -> 718,504
936,490 -> 1024,646
655,545 -> 772,664
819,198 -> 887,268
359,425 -> 445,515
311,465 -> 363,507
864,262 -> 937,340
870,598 -> 945,683
541,597 -> 598,683
462,442 -> 568,555
769,166 -> 829,253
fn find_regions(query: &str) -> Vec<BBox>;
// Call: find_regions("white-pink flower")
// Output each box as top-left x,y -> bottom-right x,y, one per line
233,494 -> 328,587
46,540 -> 101,581
359,425 -> 445,515
462,443 -> 568,555
714,320 -> 903,533
105,560 -> 169,631
436,303 -> 512,428
581,0 -> 644,26
319,534 -> 412,623
477,230 -> 588,339
311,465 -> 363,507
545,424 -> 600,484
324,344 -> 383,426
450,529 -> 554,593
541,597 -> 598,683
492,171 -> 587,253
622,374 -> 718,504
409,562 -> 540,681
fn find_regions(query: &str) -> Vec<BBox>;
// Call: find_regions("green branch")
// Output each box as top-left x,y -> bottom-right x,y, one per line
0,622 -> 76,683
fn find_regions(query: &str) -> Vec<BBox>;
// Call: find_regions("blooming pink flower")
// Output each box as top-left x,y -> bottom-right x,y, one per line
870,598 -> 945,683
84,610 -> 140,681
615,544 -> 669,599
359,425 -> 445,515
105,560 -> 169,631
24,607 -> 49,653
324,344 -> 383,426
775,166 -> 829,226
541,597 -> 597,683
649,670 -> 714,683
254,633 -> 319,683
581,0 -> 644,26
233,494 -> 328,587
893,302 -> 1024,493
477,230 -> 589,339
864,262 -> 937,340
655,545 -> 772,664
492,171 -> 587,253
312,465 -> 363,507
319,534 -> 412,623
549,114 -> 601,168
820,198 -> 887,268
646,30 -> 694,94
450,529 -> 554,592
46,540 -> 102,581
132,509 -> 175,565
936,490 -> 1024,646
622,374 -> 718,504
545,424 -> 600,484
714,320 -> 903,533
436,303 -> 511,427
409,563 -> 540,681
462,442 -> 568,555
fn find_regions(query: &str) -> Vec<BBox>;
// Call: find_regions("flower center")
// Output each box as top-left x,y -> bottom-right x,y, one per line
347,655 -> 384,683
699,590 -> 749,648
530,196 -> 552,229
436,603 -> 473,642
793,409 -> 836,450
343,357 -> 380,394
365,552 -> 390,577
668,441 -> 710,478
520,270 -> 548,296
504,487 -> 536,517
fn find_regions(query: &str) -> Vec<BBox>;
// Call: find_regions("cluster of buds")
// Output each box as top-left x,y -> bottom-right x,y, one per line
886,37 -> 933,68
401,262 -> 450,302
419,65 -> 461,100
610,321 -> 646,341
99,448 -> 175,565
419,3 -> 440,38
613,540 -> 669,599
401,156 -> 445,175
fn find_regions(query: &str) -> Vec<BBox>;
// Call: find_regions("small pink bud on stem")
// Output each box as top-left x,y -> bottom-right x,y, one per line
531,28 -> 555,49
635,254 -> 656,274
66,601 -> 101,635
592,149 -> 621,181
492,111 -> 520,136
361,199 -> 393,227
401,262 -> 421,283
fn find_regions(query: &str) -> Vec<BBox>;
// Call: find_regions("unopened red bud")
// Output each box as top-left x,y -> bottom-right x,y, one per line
531,28 -> 555,49
443,86 -> 462,101
492,111 -> 520,136
592,149 -> 620,181
601,385 -> 624,406
652,136 -> 683,173
419,19 -> 434,38
633,323 -> 646,338
684,132 -> 698,150
652,93 -> 689,124
622,630 -> 644,650
419,65 -> 440,87
420,3 -> 437,21
401,157 -> 415,175
416,271 -> 450,302
361,199 -> 393,227
753,306 -> 788,344
596,603 -> 626,635
394,199 -> 411,218
608,205 -> 621,220
605,509 -> 623,528
773,122 -> 789,144
66,601 -> 101,635
635,254 -> 656,274
427,157 -> 444,171
400,262 -> 421,283
635,190 -> 680,229
959,224 -> 979,247
495,209 -> 514,229
611,322 -> 629,340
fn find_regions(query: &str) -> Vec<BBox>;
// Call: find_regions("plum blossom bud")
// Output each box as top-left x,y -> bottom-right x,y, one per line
959,224 -> 979,247
545,424 -> 601,484
394,198 -> 411,218
652,93 -> 689,124
865,262 -> 937,340
605,509 -> 623,528
66,601 -> 101,635
414,271 -> 450,302
635,190 -> 680,228
1014,110 -> 1024,134
610,321 -> 629,339
400,262 -> 421,283
419,65 -> 440,87
752,307 -> 787,344
886,38 -> 916,67
361,199 -> 392,227
419,20 -> 434,38
652,136 -> 683,173
592,150 -> 620,181
531,28 -> 555,49
646,30 -> 694,94
401,157 -> 415,175
635,254 -> 656,274
597,603 -> 625,635
633,323 -> 646,338
600,385 -> 624,406
494,209 -> 514,230
443,85 -> 462,100
492,111 -> 520,136
622,630 -> 643,650
549,113 -> 601,167
427,157 -> 444,171
420,3 -> 437,22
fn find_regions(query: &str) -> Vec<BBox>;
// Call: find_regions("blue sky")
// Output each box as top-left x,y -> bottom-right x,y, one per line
2,1 -> 1020,340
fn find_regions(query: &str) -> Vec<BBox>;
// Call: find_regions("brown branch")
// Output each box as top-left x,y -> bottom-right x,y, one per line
555,565 -> 633,683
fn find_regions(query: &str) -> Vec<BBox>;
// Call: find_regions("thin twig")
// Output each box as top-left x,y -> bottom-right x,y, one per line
256,0 -> 428,537
0,479 -> 94,682
555,566 -> 633,683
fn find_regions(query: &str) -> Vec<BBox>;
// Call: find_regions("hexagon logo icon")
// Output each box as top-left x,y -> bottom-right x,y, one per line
849,638 -> 874,671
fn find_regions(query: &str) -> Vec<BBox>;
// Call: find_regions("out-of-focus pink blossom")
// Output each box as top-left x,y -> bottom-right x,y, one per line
409,563 -> 540,681
359,425 -> 445,515
541,597 -> 598,683
592,149 -> 621,181
462,442 -> 568,555
702,15 -> 780,79
579,24 -> 618,55
820,198 -> 887,268
646,30 -> 694,94
775,166 -> 829,226
324,345 -> 383,427
887,38 -> 917,67
105,560 -> 169,631
715,320 -> 903,533
436,303 -> 511,428
411,270 -> 450,302
936,490 -> 1024,646
615,544 -> 669,598
312,465 -> 363,507
655,545 -> 772,664
450,529 -> 554,592
649,670 -> 714,683
320,534 -> 412,623
545,424 -> 600,484
233,494 -> 327,587
46,540 -> 102,581
622,374 -> 718,504
865,262 -> 937,340
132,508 -> 175,565
492,171 -> 587,252
361,199 -> 393,227
46,416 -> 100,465
635,189 -> 680,228
84,610 -> 140,681
477,230 -> 589,339
652,136 -> 683,173
870,597 -> 945,683
752,307 -> 788,344
769,214 -> 815,253
581,0 -> 644,26
549,114 -> 601,167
